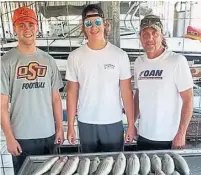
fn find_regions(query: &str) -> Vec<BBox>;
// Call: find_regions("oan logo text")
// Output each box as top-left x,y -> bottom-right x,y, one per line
17,62 -> 47,80
138,69 -> 163,80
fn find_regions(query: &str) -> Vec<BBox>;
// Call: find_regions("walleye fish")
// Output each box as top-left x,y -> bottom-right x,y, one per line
112,152 -> 126,175
126,153 -> 140,175
171,153 -> 190,175
89,157 -> 100,174
162,154 -> 175,175
50,156 -> 68,175
95,156 -> 114,175
77,157 -> 90,175
151,154 -> 162,172
172,171 -> 181,175
60,156 -> 79,175
32,156 -> 59,175
140,153 -> 151,175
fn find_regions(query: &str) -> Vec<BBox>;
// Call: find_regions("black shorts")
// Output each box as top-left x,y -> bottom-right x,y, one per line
137,135 -> 172,151
78,121 -> 124,153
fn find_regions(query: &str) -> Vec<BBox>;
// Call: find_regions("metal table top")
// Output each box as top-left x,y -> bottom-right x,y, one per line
18,149 -> 201,175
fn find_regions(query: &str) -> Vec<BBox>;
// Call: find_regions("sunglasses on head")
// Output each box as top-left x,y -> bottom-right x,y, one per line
140,18 -> 162,28
84,18 -> 102,28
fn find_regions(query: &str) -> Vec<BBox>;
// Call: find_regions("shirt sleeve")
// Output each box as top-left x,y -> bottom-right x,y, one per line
174,55 -> 194,92
1,60 -> 10,95
65,54 -> 78,82
50,58 -> 64,90
119,51 -> 131,80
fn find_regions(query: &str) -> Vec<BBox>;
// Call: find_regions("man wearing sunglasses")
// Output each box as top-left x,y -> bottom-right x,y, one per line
134,15 -> 193,150
65,4 -> 135,153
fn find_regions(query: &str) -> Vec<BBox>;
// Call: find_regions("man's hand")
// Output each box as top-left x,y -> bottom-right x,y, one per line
67,126 -> 76,145
124,125 -> 137,144
6,138 -> 22,156
54,129 -> 64,145
172,132 -> 186,149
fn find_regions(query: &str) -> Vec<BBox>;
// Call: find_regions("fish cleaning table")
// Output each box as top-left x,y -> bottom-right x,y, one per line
18,149 -> 201,175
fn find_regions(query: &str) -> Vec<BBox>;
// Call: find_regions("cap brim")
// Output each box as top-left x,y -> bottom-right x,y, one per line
84,13 -> 104,20
14,16 -> 38,25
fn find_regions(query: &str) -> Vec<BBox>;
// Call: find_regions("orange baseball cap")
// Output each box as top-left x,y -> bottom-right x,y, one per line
12,6 -> 38,26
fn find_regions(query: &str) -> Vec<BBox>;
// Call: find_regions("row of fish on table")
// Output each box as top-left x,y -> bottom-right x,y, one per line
31,152 -> 190,175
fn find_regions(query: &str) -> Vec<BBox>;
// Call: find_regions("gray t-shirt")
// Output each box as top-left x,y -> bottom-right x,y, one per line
1,48 -> 63,139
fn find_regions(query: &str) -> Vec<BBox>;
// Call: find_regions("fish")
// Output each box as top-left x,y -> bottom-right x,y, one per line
162,154 -> 175,175
172,171 -> 181,175
77,157 -> 90,175
151,154 -> 162,172
171,153 -> 190,175
95,156 -> 114,175
155,169 -> 165,175
140,153 -> 151,175
60,156 -> 79,175
32,156 -> 59,175
89,157 -> 100,174
112,152 -> 126,175
50,156 -> 68,175
126,153 -> 140,175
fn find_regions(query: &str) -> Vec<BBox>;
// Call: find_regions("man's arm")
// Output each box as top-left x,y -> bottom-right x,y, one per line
120,78 -> 136,143
1,94 -> 14,140
1,94 -> 22,155
134,89 -> 140,122
172,88 -> 193,148
52,90 -> 64,144
66,81 -> 79,144
67,81 -> 79,128
178,88 -> 193,135
50,56 -> 65,144
120,78 -> 134,127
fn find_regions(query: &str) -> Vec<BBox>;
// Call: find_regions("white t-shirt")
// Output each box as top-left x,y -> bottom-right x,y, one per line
65,42 -> 131,124
134,50 -> 193,141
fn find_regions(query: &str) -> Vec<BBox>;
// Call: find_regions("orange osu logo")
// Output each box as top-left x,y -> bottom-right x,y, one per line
17,62 -> 47,80
19,9 -> 28,16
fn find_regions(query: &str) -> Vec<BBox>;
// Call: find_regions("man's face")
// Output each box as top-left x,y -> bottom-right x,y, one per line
14,21 -> 38,45
83,11 -> 105,40
140,27 -> 163,53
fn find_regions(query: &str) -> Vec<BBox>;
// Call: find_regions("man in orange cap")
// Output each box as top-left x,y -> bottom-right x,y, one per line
1,6 -> 64,174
